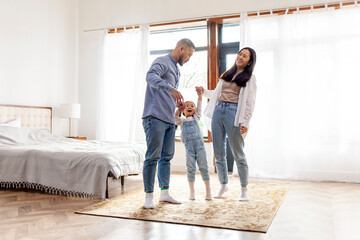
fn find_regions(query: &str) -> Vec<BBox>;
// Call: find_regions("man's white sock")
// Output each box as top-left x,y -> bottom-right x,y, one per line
144,192 -> 155,209
159,189 -> 182,204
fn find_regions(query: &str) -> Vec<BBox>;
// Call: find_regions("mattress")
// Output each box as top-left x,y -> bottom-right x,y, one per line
0,126 -> 146,199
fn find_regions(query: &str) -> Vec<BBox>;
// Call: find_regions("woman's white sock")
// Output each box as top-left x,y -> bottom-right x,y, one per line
214,184 -> 228,198
239,187 -> 249,201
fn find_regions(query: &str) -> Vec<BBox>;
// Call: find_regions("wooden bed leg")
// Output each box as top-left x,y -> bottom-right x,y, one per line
120,176 -> 125,187
105,177 -> 109,199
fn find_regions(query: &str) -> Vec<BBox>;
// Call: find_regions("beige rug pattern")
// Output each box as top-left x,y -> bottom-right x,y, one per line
76,176 -> 290,233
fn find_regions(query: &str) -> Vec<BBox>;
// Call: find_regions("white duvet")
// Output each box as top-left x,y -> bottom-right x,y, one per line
0,126 -> 146,199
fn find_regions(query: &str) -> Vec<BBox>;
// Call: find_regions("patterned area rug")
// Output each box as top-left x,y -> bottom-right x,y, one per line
76,175 -> 290,233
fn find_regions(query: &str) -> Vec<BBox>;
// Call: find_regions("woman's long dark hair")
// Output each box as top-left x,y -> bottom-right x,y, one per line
220,47 -> 256,87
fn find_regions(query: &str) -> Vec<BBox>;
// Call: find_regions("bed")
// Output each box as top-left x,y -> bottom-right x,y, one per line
0,104 -> 146,199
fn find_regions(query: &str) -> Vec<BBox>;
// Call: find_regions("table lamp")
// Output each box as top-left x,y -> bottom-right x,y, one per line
60,103 -> 81,137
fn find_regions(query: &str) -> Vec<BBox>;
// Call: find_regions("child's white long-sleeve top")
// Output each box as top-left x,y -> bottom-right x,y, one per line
175,99 -> 203,142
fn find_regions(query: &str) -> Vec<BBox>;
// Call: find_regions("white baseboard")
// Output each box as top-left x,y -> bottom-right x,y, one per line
250,169 -> 360,183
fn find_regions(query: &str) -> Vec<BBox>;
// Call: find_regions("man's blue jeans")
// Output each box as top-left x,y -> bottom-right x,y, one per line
211,101 -> 248,187
142,117 -> 175,193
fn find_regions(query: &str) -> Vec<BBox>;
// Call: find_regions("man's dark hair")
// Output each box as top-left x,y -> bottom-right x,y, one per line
175,38 -> 195,50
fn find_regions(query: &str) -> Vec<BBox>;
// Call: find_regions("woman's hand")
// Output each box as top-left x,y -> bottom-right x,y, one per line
195,86 -> 204,95
240,126 -> 248,135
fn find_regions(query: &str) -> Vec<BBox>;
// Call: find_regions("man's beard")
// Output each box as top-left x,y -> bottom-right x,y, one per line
178,54 -> 184,66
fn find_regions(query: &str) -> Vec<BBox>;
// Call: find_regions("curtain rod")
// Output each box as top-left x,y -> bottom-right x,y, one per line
84,0 -> 359,33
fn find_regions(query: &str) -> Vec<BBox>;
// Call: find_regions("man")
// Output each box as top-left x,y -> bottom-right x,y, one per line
142,38 -> 195,209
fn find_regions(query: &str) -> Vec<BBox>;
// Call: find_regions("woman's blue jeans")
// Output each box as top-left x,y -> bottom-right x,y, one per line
142,117 -> 175,193
211,101 -> 248,187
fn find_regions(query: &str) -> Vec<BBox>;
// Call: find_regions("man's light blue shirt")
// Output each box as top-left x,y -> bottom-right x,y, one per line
142,53 -> 180,124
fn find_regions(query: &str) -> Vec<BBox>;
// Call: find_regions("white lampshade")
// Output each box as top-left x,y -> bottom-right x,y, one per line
60,103 -> 81,119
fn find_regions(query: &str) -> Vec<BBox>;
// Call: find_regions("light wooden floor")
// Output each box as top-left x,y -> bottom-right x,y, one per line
1,173 -> 359,240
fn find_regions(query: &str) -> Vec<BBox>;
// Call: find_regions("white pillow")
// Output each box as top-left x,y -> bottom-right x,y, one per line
0,125 -> 57,145
0,125 -> 30,144
0,119 -> 22,127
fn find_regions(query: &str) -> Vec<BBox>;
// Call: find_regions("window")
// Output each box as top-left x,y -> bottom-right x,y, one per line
219,23 -> 240,76
149,25 -> 208,139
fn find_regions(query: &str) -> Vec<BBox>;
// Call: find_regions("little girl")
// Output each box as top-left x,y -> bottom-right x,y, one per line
175,90 -> 212,200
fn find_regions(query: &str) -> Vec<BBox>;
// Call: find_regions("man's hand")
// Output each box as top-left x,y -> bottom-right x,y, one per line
240,126 -> 248,135
169,89 -> 184,104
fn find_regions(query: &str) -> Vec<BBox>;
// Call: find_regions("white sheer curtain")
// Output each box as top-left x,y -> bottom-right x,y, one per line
238,7 -> 360,182
97,25 -> 149,142
95,29 -> 106,141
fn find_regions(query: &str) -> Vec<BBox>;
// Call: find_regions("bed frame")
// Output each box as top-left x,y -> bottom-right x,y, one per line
0,104 -> 134,199
0,104 -> 52,132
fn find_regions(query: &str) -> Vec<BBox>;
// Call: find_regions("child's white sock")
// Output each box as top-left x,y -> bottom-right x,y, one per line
204,180 -> 212,200
214,184 -> 228,198
239,186 -> 249,201
159,189 -> 182,204
188,181 -> 195,200
144,192 -> 155,209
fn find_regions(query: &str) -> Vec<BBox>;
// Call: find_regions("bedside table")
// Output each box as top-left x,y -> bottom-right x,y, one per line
67,137 -> 87,140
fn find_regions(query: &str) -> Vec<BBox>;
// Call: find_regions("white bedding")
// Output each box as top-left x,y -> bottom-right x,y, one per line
0,126 -> 146,199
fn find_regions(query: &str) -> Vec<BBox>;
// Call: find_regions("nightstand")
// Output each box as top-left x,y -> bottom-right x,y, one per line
67,137 -> 87,140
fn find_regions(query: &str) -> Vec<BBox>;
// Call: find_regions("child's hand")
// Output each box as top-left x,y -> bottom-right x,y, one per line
177,102 -> 185,112
195,86 -> 203,100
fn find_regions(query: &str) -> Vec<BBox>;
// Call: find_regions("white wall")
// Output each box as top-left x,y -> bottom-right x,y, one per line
79,0 -> 331,31
77,30 -> 102,140
0,0 -> 79,136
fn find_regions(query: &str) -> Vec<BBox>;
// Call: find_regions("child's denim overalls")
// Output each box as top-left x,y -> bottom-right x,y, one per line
182,117 -> 210,182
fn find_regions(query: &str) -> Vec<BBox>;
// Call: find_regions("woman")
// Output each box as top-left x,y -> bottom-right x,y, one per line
196,47 -> 257,201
